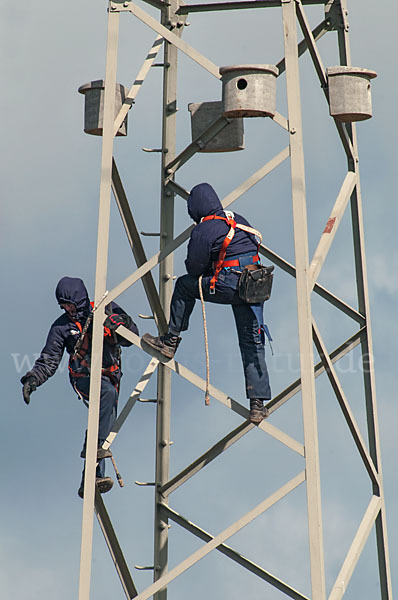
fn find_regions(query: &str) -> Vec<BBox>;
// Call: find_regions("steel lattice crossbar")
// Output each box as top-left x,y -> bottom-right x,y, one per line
77,1 -> 393,600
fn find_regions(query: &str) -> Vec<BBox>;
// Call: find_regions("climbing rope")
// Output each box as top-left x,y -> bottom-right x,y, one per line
198,275 -> 210,406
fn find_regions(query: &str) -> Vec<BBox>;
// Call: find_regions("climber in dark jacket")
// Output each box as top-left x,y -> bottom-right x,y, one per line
143,183 -> 271,423
20,276 -> 138,497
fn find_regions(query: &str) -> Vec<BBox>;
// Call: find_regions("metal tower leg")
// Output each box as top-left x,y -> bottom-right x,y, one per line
78,7 -> 120,600
153,2 -> 180,597
281,2 -> 326,599
337,2 -> 393,597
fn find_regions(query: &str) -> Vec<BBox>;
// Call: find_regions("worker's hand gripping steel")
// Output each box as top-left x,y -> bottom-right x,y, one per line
104,313 -> 133,331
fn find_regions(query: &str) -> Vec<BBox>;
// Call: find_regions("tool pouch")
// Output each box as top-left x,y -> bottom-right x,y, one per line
238,264 -> 274,303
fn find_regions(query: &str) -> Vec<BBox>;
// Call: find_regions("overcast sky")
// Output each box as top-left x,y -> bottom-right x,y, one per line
1,1 -> 396,599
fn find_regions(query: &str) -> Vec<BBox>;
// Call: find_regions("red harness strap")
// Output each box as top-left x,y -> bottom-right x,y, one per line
68,305 -> 119,382
201,215 -> 237,292
201,213 -> 263,292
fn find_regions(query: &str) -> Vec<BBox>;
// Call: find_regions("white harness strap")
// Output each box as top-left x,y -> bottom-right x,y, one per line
201,210 -> 263,244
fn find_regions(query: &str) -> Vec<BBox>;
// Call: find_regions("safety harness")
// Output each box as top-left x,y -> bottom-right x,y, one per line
69,302 -> 120,385
201,210 -> 262,293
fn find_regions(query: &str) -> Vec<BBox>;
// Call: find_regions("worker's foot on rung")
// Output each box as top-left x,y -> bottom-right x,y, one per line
80,446 -> 113,460
142,332 -> 181,359
249,399 -> 269,424
249,408 -> 264,424
78,476 -> 114,499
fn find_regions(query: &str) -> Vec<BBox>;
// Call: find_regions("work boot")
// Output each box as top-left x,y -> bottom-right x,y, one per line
96,476 -> 114,495
142,332 -> 181,359
249,399 -> 269,424
80,444 -> 113,460
78,476 -> 114,499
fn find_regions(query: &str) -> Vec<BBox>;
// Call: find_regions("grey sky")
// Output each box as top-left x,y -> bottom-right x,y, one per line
1,1 -> 396,598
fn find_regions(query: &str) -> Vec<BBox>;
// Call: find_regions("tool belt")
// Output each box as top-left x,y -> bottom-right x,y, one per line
238,263 -> 274,304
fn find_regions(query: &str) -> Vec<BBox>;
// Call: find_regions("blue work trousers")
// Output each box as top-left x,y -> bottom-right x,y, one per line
71,375 -> 118,478
169,271 -> 271,400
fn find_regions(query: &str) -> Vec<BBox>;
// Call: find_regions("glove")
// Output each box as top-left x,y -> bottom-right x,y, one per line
20,374 -> 37,405
104,313 -> 132,331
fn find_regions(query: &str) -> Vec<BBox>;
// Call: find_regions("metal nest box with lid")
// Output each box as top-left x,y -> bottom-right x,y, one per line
327,66 -> 377,122
78,79 -> 128,136
188,101 -> 244,152
220,64 -> 279,118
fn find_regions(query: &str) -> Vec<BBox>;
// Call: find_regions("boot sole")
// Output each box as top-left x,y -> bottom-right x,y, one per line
96,477 -> 114,494
78,477 -> 114,498
142,335 -> 175,359
80,449 -> 113,460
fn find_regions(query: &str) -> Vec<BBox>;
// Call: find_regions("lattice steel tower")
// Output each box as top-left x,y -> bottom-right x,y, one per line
76,1 -> 392,599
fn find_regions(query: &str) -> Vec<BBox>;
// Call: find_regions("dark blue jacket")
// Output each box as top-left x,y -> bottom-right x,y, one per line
185,183 -> 258,277
25,277 -> 138,387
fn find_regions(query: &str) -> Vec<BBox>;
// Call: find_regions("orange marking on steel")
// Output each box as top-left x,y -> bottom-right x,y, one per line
323,217 -> 336,234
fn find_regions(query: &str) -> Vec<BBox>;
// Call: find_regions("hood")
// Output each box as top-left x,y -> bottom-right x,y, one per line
187,183 -> 224,224
55,277 -> 91,319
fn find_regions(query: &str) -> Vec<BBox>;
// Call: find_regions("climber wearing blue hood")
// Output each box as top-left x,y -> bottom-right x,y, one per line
143,183 -> 271,423
20,276 -> 138,497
